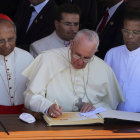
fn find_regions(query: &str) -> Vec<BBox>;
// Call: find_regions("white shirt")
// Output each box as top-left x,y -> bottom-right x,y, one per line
0,47 -> 34,106
104,45 -> 140,112
96,0 -> 124,31
27,0 -> 49,31
30,31 -> 70,58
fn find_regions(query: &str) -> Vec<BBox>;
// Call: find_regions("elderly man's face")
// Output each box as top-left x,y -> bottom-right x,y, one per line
122,19 -> 140,51
55,13 -> 79,41
70,34 -> 97,69
0,22 -> 16,56
29,0 -> 45,6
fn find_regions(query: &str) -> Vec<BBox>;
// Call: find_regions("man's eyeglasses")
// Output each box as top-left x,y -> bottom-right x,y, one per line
72,54 -> 93,63
122,28 -> 140,36
60,21 -> 79,27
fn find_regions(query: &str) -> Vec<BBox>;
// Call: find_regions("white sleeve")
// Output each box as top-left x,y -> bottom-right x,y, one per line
24,89 -> 53,113
94,66 -> 124,110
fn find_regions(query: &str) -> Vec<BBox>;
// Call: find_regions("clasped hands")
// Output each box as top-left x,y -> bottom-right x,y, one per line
48,102 -> 95,118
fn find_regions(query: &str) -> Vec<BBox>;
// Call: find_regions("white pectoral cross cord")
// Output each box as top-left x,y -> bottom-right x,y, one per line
75,97 -> 83,110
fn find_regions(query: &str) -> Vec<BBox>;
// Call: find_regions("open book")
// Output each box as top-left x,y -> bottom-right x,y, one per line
43,108 -> 140,126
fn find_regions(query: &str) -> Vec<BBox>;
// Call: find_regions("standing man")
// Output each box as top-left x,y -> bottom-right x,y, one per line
104,10 -> 140,112
30,3 -> 80,58
0,14 -> 34,114
127,0 -> 140,10
23,29 -> 124,117
54,0 -> 97,30
14,0 -> 57,51
96,0 -> 126,59
0,0 -> 20,20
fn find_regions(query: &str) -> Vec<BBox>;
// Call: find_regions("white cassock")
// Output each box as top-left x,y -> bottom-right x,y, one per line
105,45 -> 140,112
30,31 -> 70,58
23,47 -> 124,113
0,47 -> 34,106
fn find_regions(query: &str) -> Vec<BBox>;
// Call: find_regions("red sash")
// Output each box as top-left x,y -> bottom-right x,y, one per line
0,104 -> 24,114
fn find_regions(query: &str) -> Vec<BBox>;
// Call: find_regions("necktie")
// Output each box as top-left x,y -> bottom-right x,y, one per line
24,6 -> 35,32
97,10 -> 109,35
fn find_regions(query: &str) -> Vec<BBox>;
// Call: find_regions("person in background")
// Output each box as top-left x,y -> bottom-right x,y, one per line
30,3 -> 80,58
14,0 -> 57,51
127,0 -> 140,10
0,14 -> 34,114
104,10 -> 140,112
0,0 -> 20,20
95,0 -> 126,59
23,29 -> 124,118
54,0 -> 97,30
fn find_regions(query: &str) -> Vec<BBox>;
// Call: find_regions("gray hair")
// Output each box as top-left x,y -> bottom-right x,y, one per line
0,19 -> 16,33
73,29 -> 99,49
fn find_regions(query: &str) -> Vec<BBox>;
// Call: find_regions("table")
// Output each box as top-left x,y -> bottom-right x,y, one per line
0,114 -> 140,140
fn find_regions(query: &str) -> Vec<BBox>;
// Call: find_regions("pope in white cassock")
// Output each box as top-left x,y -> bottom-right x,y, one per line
23,29 -> 124,118
105,10 -> 140,112
0,14 -> 34,114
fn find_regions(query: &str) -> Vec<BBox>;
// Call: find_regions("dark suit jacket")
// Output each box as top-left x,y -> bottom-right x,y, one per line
0,0 -> 20,20
14,0 -> 57,51
96,2 -> 126,59
55,0 -> 97,30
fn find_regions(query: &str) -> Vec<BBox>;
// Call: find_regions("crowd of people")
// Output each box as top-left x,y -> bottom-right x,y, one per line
0,0 -> 140,119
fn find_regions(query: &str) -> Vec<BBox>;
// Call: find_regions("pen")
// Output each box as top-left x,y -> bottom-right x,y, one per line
54,100 -> 59,109
0,121 -> 9,135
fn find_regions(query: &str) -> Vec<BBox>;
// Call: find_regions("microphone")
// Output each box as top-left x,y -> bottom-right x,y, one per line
0,120 -> 9,135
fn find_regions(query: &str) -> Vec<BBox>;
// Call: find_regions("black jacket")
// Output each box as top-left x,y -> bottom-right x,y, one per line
96,2 -> 126,59
14,0 -> 57,51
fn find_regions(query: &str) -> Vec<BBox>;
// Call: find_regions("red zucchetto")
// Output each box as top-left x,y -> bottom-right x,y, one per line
0,13 -> 12,21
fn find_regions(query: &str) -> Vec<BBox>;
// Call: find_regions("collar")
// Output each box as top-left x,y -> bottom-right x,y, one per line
108,0 -> 124,18
0,50 -> 14,60
31,0 -> 49,14
124,45 -> 140,57
54,31 -> 70,46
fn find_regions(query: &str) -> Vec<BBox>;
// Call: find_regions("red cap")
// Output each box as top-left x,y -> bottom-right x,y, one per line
0,13 -> 12,22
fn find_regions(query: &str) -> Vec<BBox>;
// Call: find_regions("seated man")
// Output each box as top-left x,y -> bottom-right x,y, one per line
23,29 -> 124,118
104,10 -> 140,112
0,14 -> 34,114
30,3 -> 80,58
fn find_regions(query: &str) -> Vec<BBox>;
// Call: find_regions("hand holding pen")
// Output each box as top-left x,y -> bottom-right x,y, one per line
48,100 -> 63,118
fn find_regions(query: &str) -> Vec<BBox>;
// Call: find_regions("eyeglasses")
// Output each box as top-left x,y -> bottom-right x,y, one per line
60,21 -> 79,27
72,54 -> 93,63
0,37 -> 15,45
122,29 -> 140,36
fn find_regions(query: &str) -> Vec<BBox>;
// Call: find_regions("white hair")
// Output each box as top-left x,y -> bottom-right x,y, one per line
73,29 -> 99,49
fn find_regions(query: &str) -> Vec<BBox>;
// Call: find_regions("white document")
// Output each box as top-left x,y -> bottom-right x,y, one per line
80,107 -> 106,117
80,108 -> 140,122
100,110 -> 140,122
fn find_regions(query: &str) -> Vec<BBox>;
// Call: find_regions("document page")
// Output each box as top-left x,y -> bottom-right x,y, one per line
100,110 -> 140,122
80,107 -> 106,118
